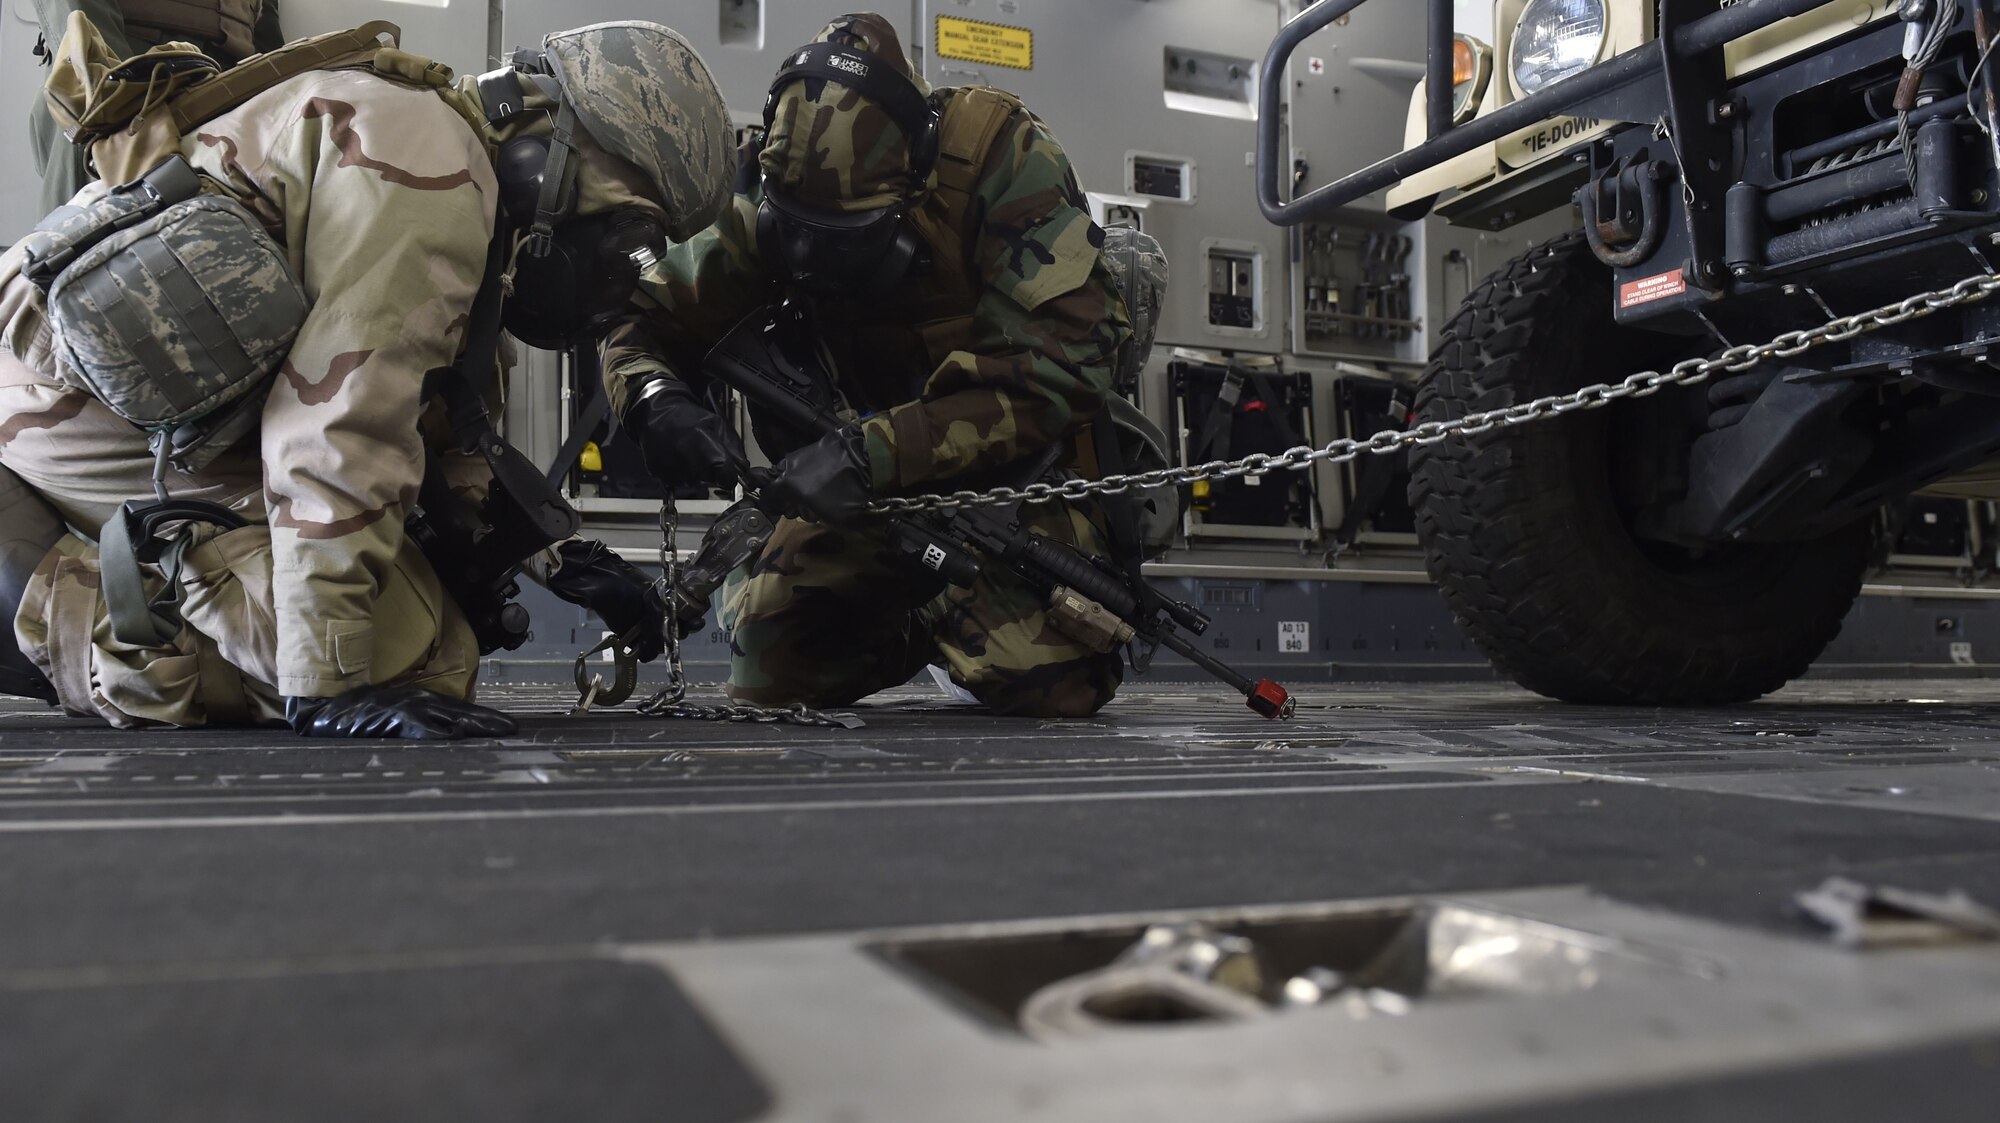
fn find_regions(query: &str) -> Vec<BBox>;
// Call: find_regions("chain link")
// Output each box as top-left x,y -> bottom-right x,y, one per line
868,270 -> 2000,516
634,493 -> 861,729
605,266 -> 2000,725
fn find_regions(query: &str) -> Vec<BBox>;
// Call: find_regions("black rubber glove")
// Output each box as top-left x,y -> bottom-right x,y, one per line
285,686 -> 518,740
545,539 -> 670,660
762,425 -> 875,525
625,377 -> 740,490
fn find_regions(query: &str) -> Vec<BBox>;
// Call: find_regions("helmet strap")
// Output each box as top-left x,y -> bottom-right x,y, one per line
527,96 -> 581,258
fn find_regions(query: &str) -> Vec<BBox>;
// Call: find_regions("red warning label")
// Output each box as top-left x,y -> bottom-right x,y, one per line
1620,269 -> 1688,309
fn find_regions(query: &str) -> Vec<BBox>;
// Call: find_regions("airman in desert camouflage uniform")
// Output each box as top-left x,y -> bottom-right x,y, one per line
607,13 -> 1135,718
0,19 -> 734,738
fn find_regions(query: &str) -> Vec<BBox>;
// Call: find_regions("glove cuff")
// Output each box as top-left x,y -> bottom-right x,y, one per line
622,374 -> 675,426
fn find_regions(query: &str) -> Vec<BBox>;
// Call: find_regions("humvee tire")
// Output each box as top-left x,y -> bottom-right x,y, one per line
1409,233 -> 1873,705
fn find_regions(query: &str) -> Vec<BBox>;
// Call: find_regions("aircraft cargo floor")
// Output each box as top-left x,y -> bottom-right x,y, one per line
5,678 -> 2000,1122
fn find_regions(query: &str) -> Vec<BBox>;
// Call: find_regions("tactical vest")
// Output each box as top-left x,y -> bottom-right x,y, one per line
814,86 -> 1163,404
121,0 -> 262,65
800,86 -> 1177,555
42,15 -> 469,189
809,85 -> 1027,413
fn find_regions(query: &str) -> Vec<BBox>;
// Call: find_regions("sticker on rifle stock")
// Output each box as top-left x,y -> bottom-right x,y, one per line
1620,269 -> 1688,309
935,15 -> 1034,70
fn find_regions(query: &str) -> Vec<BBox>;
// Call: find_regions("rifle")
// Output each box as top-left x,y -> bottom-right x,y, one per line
697,303 -> 1295,721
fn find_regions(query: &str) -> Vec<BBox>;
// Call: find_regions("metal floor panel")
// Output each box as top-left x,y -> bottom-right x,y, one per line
4,679 -> 2000,1121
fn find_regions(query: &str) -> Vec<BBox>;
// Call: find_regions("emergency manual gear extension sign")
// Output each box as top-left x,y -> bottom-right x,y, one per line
935,16 -> 1034,70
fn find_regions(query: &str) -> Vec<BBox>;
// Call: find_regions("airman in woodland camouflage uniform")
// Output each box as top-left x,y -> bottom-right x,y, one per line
0,19 -> 733,737
607,13 -> 1133,718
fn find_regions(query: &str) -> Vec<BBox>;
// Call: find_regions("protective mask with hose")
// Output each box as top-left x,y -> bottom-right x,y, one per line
754,40 -> 942,296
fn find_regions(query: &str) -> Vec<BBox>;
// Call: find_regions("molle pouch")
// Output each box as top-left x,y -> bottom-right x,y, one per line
20,155 -> 307,470
1100,224 -> 1168,396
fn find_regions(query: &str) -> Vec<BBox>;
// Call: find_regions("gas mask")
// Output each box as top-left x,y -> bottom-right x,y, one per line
755,188 -> 919,296
478,54 -> 668,350
754,42 -> 940,297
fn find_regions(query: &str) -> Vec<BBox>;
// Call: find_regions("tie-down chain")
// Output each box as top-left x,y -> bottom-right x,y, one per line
869,270 -> 2000,516
601,267 -> 2000,725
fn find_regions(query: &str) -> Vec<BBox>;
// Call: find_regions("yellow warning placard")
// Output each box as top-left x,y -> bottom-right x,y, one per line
935,15 -> 1034,71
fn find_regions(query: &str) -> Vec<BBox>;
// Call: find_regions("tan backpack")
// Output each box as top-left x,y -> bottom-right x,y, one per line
40,13 -> 463,189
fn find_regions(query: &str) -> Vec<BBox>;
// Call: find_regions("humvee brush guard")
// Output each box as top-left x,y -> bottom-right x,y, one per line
1260,0 -> 2000,704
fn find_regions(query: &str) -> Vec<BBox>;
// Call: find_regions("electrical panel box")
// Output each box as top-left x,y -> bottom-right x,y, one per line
1161,45 -> 1258,119
1291,213 -> 1424,363
1205,242 -> 1265,334
1129,153 -> 1196,203
1170,356 -> 1319,541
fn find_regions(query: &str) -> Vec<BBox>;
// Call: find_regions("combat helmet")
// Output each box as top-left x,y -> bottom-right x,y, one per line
476,20 -> 734,347
539,20 -> 735,241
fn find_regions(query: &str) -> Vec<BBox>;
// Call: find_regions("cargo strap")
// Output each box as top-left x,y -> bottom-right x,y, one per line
547,348 -> 612,487
1191,365 -> 1304,465
1334,384 -> 1413,544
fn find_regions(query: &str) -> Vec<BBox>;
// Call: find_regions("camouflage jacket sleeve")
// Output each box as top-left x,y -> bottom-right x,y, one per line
600,193 -> 777,419
184,73 -> 497,699
860,113 -> 1131,491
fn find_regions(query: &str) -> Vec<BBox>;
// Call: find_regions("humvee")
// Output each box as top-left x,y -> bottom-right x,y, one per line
1259,0 -> 2000,704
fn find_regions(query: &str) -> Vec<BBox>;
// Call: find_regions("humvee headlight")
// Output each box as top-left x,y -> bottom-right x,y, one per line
1511,0 -> 1607,95
1452,35 -> 1492,123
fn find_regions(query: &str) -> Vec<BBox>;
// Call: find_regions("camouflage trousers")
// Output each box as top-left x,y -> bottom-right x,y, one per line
719,502 -> 1124,718
15,524 -> 481,729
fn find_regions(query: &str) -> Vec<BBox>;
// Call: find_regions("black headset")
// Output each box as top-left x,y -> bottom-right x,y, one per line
753,42 -> 941,296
